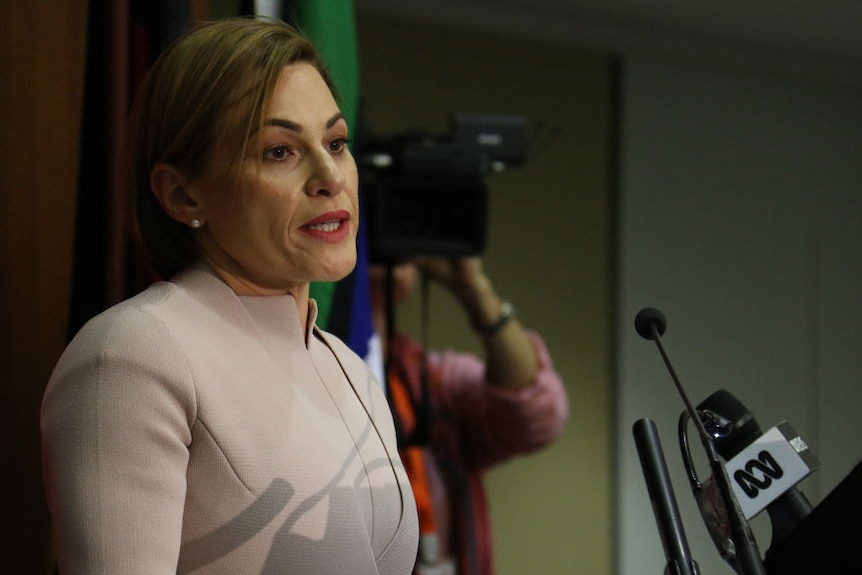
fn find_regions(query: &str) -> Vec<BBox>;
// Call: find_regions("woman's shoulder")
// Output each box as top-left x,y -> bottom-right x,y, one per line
55,272 -> 235,384
43,281 -> 202,425
71,267 -> 233,347
54,283 -> 185,374
70,281 -> 183,344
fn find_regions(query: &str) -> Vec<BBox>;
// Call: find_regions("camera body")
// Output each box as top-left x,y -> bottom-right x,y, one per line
358,113 -> 527,264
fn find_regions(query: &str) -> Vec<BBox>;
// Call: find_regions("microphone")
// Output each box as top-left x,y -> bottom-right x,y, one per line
697,389 -> 816,552
635,307 -> 666,340
635,307 -> 767,575
633,418 -> 700,575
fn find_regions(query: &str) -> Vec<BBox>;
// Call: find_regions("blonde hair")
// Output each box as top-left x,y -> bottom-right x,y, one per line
127,16 -> 336,278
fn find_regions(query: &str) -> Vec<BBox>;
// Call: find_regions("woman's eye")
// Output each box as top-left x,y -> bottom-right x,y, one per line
329,138 -> 350,153
263,145 -> 292,161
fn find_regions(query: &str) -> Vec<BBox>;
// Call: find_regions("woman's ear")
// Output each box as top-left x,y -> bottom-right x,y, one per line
150,163 -> 204,228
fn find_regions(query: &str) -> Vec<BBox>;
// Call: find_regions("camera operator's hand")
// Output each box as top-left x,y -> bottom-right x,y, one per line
412,256 -> 489,303
413,256 -> 538,389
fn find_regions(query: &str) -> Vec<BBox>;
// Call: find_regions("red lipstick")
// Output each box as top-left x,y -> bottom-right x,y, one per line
300,210 -> 352,242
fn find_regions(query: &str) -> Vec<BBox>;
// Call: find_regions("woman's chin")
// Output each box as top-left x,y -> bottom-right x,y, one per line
316,256 -> 358,283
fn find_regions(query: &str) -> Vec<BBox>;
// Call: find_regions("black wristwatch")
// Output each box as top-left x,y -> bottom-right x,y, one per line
472,300 -> 515,336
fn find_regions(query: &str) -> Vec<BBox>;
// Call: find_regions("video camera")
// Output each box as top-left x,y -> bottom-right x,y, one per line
358,113 -> 527,264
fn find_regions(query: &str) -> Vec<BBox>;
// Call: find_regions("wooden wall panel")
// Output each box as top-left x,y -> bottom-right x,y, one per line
0,1 -> 88,571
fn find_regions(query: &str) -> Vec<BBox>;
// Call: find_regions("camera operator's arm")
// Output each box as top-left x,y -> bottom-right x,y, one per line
415,256 -> 537,389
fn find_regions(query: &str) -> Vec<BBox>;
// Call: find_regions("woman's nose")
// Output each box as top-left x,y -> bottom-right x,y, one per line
305,152 -> 346,197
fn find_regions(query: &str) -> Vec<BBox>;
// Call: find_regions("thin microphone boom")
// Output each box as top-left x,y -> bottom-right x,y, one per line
634,307 -> 767,575
635,309 -> 711,445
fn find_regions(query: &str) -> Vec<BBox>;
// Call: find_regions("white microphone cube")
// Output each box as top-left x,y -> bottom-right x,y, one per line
724,421 -> 819,519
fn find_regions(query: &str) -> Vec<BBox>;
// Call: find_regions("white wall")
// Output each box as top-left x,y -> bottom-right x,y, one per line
617,54 -> 862,575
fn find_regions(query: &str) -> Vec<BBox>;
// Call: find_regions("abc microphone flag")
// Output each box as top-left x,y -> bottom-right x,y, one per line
724,422 -> 819,519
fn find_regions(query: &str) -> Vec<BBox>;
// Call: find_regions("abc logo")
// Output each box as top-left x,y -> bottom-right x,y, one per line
733,450 -> 784,498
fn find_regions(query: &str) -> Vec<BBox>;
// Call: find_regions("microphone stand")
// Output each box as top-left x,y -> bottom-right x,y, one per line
633,417 -> 701,575
640,310 -> 767,575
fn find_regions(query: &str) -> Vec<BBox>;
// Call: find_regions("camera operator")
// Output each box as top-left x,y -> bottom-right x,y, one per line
370,255 -> 569,575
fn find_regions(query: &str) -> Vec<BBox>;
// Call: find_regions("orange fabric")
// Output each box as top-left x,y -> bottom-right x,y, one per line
388,369 -> 437,534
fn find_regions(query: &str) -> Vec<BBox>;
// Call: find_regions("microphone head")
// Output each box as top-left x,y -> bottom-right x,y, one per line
697,389 -> 763,459
635,307 -> 667,340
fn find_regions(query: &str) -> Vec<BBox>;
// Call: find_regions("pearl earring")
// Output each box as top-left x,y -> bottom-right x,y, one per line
190,218 -> 202,229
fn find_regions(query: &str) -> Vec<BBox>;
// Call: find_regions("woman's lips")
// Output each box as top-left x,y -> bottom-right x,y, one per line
300,210 -> 352,241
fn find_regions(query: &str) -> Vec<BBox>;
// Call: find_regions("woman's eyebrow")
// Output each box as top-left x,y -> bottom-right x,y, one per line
263,112 -> 346,133
326,112 -> 346,129
263,118 -> 302,132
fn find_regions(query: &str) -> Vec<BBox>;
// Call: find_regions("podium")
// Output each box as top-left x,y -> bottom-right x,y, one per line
764,460 -> 862,574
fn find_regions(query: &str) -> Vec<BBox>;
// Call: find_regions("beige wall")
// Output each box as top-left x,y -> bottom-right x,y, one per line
356,11 -> 616,574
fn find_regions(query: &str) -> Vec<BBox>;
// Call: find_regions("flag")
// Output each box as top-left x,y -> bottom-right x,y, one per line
260,1 -> 384,384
